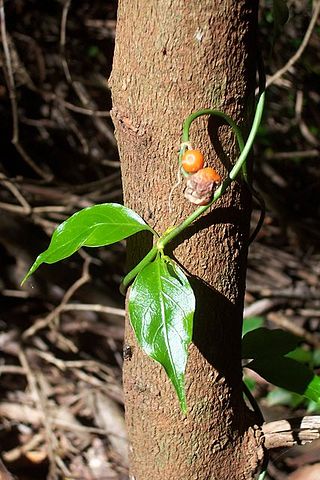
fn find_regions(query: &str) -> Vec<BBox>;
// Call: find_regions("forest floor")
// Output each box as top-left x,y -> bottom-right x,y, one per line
0,1 -> 319,479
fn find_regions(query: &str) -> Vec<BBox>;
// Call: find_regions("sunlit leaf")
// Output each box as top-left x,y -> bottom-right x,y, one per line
286,346 -> 313,365
242,328 -> 300,359
247,356 -> 320,403
242,316 -> 264,337
243,376 -> 256,392
22,203 -> 153,284
306,399 -> 320,414
128,255 -> 195,413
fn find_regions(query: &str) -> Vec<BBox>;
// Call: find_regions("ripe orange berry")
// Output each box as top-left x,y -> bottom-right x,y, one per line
196,167 -> 221,183
181,149 -> 204,173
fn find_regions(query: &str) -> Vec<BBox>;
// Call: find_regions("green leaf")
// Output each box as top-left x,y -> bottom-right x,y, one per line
286,346 -> 313,365
266,387 -> 304,409
22,203 -> 153,284
306,399 -> 320,414
242,328 -> 300,359
243,376 -> 256,392
128,255 -> 195,413
313,349 -> 320,367
242,316 -> 264,337
247,356 -> 320,403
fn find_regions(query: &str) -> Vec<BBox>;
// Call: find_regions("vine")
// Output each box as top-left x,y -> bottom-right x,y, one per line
21,59 -> 320,445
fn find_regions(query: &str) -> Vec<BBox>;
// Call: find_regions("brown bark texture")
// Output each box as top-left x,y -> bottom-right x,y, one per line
110,1 -> 264,479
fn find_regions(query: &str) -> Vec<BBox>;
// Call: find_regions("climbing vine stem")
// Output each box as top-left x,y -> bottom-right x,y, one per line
121,76 -> 266,293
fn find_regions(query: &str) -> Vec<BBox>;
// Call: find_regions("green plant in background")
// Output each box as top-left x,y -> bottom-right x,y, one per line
242,320 -> 320,406
242,317 -> 320,412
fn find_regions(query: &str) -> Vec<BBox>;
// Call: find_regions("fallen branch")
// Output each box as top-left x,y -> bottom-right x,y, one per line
263,416 -> 320,450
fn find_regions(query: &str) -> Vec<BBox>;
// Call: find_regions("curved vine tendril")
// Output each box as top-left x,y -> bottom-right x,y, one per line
121,76 -> 265,294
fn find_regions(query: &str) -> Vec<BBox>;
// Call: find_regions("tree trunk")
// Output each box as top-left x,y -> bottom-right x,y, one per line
109,1 -> 264,478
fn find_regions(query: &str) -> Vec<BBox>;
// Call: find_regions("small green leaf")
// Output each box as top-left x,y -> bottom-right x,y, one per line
247,356 -> 320,404
22,203 -> 153,284
128,255 -> 195,413
242,316 -> 264,337
242,328 -> 300,359
286,346 -> 313,365
306,399 -> 320,414
243,376 -> 256,392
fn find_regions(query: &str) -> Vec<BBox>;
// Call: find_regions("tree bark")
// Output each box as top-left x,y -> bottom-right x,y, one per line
109,1 -> 264,478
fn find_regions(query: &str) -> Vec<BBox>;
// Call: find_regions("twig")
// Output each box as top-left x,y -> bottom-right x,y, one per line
54,457 -> 72,478
72,81 -> 116,144
37,374 -> 60,480
60,302 -> 125,317
32,205 -> 70,214
31,351 -> 117,388
267,1 -> 320,88
53,101 -> 89,154
60,2 -> 114,146
265,149 -> 319,160
18,349 -> 59,479
0,201 -> 27,214
0,172 -> 31,214
14,32 -> 46,84
0,365 -> 26,375
0,0 -> 51,180
295,90 -> 319,146
0,458 -> 15,480
243,298 -> 283,319
60,256 -> 91,305
3,433 -> 44,462
263,416 -> 320,450
267,312 -> 320,347
23,257 -> 91,339
0,0 -> 18,143
57,97 -> 111,117
60,0 -> 72,83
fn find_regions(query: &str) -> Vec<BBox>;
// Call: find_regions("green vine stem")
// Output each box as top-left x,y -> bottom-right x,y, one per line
121,73 -> 265,293
120,245 -> 158,295
178,109 -> 245,177
157,89 -> 265,251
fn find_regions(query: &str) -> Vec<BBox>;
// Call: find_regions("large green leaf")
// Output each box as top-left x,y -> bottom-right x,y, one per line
22,203 -> 153,284
128,255 -> 195,413
247,356 -> 320,403
242,327 -> 300,359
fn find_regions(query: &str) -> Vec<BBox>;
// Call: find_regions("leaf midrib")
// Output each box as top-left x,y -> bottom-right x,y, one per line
156,259 -> 179,382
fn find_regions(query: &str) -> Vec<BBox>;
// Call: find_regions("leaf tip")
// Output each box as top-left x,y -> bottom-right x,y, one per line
21,269 -> 32,287
21,257 -> 42,287
180,397 -> 188,415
